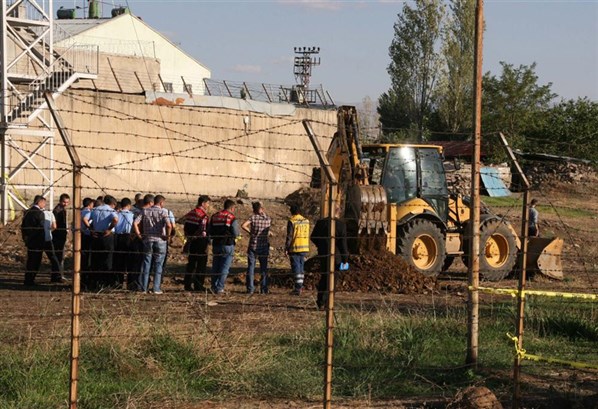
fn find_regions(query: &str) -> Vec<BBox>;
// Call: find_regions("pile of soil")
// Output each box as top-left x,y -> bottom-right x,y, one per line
339,235 -> 437,294
283,187 -> 321,219
447,386 -> 503,409
341,249 -> 438,294
271,249 -> 437,295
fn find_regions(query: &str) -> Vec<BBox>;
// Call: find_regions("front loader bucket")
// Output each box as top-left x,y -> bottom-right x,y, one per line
526,237 -> 564,280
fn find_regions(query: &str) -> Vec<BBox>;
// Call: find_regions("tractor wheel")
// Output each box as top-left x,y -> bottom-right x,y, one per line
397,219 -> 446,277
463,219 -> 518,281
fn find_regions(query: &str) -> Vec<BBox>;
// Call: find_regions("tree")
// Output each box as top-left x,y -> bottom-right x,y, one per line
437,0 -> 475,135
482,62 -> 556,144
526,98 -> 598,163
378,0 -> 445,142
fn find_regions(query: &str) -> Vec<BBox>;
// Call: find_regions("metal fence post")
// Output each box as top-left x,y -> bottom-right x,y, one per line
45,92 -> 83,409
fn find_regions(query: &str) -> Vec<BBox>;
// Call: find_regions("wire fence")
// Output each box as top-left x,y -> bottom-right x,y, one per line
0,91 -> 596,409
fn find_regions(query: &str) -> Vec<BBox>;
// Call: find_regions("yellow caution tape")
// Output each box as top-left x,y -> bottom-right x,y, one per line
469,286 -> 597,301
174,225 -> 186,244
4,174 -> 26,204
470,286 -> 518,297
7,194 -> 15,221
507,333 -> 598,370
2,174 -> 22,221
508,333 -> 526,359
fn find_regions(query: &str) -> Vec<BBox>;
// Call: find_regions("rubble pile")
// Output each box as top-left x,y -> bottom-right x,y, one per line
524,162 -> 597,188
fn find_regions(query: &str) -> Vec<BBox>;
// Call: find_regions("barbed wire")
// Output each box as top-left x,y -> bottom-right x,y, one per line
61,91 -> 335,138
3,89 -> 597,409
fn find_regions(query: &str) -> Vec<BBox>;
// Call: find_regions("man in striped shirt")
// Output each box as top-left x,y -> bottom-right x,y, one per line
133,194 -> 172,294
242,201 -> 272,294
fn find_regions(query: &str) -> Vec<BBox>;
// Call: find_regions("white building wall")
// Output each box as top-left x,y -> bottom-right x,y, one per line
55,14 -> 211,95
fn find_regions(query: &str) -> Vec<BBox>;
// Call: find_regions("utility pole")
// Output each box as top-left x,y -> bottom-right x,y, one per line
302,119 -> 338,409
467,0 -> 484,366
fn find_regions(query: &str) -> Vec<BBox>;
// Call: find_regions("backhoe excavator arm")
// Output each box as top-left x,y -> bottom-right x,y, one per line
321,106 -> 389,248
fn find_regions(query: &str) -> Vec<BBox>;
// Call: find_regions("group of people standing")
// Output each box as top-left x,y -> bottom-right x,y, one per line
182,197 -> 349,308
22,192 -> 174,293
21,194 -> 70,286
21,193 -> 350,307
80,193 -> 174,293
182,196 -> 240,295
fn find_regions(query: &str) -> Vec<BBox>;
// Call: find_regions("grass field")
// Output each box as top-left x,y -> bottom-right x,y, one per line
1,294 -> 596,409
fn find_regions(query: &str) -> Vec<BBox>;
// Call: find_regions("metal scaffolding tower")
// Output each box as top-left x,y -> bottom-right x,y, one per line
1,0 -> 55,223
0,0 -> 97,224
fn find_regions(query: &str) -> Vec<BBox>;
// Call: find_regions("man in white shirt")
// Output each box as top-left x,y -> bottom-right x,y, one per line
43,208 -> 64,282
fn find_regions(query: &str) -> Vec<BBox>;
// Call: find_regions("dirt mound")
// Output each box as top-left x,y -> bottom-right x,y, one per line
271,248 -> 437,295
447,386 -> 503,409
342,249 -> 438,294
283,187 -> 320,218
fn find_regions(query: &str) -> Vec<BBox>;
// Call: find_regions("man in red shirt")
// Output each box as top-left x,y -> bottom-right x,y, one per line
182,195 -> 211,291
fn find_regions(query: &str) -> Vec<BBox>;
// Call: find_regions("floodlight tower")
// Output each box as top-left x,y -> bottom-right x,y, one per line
293,46 -> 320,90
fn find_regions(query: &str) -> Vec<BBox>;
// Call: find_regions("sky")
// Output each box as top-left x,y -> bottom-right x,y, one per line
56,0 -> 598,105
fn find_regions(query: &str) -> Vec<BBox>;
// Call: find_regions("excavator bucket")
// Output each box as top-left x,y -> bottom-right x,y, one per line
346,185 -> 388,235
345,185 -> 389,254
526,237 -> 564,280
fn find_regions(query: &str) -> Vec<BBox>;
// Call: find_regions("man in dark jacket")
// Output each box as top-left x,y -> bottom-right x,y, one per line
21,195 -> 47,286
182,195 -> 211,291
52,193 -> 70,272
310,206 -> 349,310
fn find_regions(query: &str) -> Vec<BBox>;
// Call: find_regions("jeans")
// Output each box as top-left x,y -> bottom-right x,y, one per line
139,240 -> 167,292
289,252 -> 308,290
44,240 -> 62,282
211,244 -> 235,293
246,248 -> 269,293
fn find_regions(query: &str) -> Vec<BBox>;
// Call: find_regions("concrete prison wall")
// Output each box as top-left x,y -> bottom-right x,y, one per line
14,89 -> 336,200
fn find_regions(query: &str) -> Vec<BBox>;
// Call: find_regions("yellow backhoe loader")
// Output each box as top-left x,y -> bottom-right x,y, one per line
318,106 -> 563,281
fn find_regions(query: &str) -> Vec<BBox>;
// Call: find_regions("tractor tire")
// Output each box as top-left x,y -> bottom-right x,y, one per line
463,219 -> 518,281
397,219 -> 446,277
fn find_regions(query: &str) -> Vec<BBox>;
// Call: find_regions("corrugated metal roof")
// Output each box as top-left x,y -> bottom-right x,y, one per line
427,140 -> 488,159
54,19 -> 111,43
481,167 -> 511,197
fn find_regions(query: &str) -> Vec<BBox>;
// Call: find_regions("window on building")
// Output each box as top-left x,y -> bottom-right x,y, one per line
163,82 -> 173,93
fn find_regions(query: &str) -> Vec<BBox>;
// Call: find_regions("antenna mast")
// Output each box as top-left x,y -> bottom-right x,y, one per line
293,46 -> 320,91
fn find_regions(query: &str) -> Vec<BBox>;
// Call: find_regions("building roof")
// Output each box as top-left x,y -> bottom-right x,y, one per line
53,14 -> 210,72
54,18 -> 110,42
